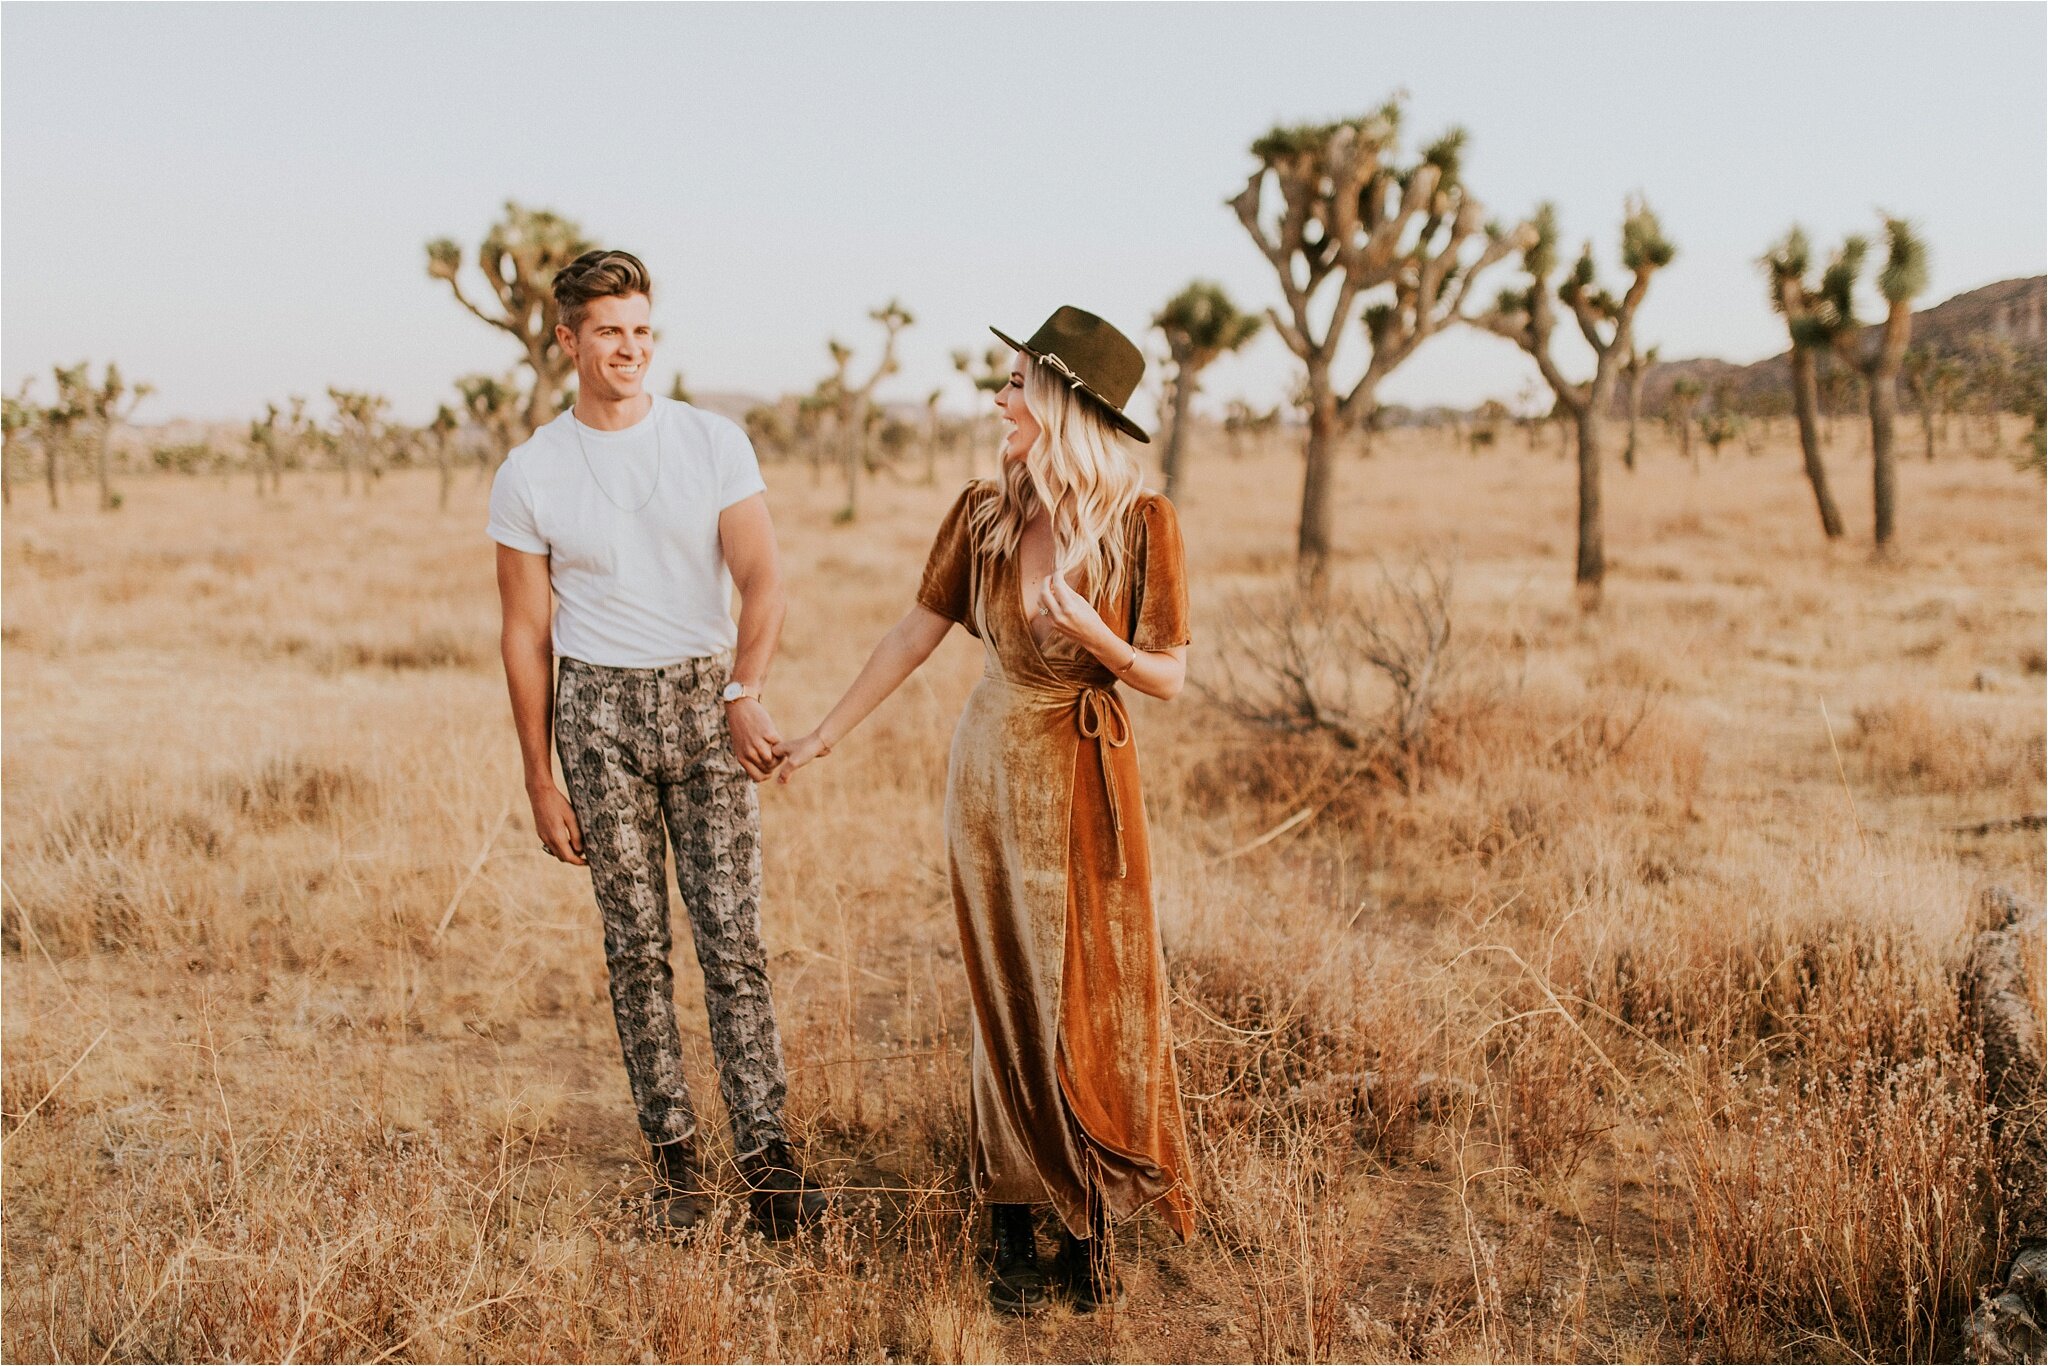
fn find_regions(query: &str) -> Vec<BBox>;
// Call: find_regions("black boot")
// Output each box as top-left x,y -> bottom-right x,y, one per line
738,1137 -> 829,1238
985,1204 -> 1048,1316
1051,1209 -> 1125,1313
648,1137 -> 710,1235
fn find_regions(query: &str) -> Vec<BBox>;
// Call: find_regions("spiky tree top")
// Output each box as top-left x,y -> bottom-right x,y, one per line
426,202 -> 590,344
1154,281 -> 1263,373
427,203 -> 594,428
1234,97 -> 1523,422
3,379 -> 38,443
1476,199 -> 1674,412
54,361 -> 152,426
952,346 -> 1008,396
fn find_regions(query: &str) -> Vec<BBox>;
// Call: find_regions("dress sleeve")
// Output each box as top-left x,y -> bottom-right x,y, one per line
916,483 -> 981,634
1129,493 -> 1191,651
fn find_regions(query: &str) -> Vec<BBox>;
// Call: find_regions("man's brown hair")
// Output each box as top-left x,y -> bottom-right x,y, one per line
553,249 -> 653,333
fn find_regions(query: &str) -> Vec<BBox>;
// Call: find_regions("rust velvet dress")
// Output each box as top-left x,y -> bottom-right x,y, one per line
914,481 -> 1196,1241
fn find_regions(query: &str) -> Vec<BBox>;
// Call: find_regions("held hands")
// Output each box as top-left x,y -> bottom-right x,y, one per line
726,697 -> 784,782
770,731 -> 830,785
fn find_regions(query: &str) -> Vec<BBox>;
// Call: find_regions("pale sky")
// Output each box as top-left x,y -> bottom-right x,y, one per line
4,2 -> 2044,428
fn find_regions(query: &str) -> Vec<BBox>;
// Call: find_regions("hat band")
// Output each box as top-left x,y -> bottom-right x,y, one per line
1035,349 -> 1092,395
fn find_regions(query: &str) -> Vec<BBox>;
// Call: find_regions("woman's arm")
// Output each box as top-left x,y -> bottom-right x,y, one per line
775,604 -> 955,782
1036,574 -> 1188,701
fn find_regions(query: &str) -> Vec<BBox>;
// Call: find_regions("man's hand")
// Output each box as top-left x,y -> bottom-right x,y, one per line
530,783 -> 586,865
772,731 -> 830,785
726,696 -> 783,781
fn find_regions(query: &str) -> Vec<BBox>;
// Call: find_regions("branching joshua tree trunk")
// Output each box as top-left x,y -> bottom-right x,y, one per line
427,203 -> 593,436
429,404 -> 461,511
1901,349 -> 1964,461
2,379 -> 38,509
952,345 -> 1007,478
1667,376 -> 1701,472
1153,280 -> 1262,499
327,388 -> 391,497
456,374 -> 522,478
1475,200 -> 1675,607
39,371 -> 85,509
54,362 -> 152,512
1232,103 -> 1526,582
1830,218 -> 1928,549
1762,227 -> 1849,539
1621,344 -> 1657,470
825,301 -> 913,523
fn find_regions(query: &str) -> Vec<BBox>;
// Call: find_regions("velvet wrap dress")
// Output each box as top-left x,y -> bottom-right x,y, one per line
915,481 -> 1196,1241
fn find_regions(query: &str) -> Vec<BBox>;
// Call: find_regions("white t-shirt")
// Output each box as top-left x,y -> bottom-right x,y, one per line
486,397 -> 768,668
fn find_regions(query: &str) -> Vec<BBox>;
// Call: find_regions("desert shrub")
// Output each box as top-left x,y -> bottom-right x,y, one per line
1850,695 -> 2046,796
1680,1047 -> 2001,1361
1201,557 -> 1477,794
214,755 -> 367,829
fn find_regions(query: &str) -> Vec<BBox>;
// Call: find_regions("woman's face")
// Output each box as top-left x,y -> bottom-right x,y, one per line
994,354 -> 1041,464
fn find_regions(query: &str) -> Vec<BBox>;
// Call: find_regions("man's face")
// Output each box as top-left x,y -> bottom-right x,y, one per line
558,293 -> 654,404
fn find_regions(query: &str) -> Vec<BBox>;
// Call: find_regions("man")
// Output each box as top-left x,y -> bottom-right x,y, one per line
487,248 -> 826,1237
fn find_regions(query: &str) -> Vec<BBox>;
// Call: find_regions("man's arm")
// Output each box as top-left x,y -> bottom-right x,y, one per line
497,543 -> 585,865
719,492 -> 785,781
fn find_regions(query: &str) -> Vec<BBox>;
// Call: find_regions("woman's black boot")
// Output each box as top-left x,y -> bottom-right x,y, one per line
985,1204 -> 1048,1315
1051,1208 -> 1126,1313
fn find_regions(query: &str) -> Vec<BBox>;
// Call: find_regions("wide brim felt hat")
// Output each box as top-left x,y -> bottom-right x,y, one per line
990,305 -> 1151,444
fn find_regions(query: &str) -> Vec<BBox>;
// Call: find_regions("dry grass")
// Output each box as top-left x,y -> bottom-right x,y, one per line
4,423 -> 2043,1362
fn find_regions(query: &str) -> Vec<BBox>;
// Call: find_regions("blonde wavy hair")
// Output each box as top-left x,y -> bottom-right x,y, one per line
971,354 -> 1146,607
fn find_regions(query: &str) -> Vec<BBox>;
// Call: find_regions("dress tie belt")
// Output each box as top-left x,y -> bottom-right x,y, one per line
1074,686 -> 1132,878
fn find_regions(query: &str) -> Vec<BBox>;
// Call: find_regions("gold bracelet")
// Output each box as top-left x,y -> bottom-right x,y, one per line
1115,644 -> 1140,675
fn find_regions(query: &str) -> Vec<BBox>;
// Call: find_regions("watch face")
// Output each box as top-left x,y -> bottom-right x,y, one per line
722,682 -> 745,702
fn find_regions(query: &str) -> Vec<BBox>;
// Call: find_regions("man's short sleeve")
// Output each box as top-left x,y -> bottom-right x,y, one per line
485,458 -> 548,554
715,419 -> 769,511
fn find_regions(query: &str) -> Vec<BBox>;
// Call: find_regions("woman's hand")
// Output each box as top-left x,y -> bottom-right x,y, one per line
772,730 -> 832,785
1035,572 -> 1118,655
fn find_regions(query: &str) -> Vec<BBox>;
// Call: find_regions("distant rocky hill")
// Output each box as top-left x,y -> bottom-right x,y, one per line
1637,275 -> 2044,413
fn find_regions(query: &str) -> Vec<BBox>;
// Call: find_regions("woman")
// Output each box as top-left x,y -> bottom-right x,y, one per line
775,307 -> 1195,1314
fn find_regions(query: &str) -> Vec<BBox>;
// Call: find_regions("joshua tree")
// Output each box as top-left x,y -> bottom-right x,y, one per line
1620,343 -> 1658,470
1666,376 -> 1701,471
1222,400 -> 1281,460
37,371 -> 88,509
1901,347 -> 1965,460
1824,216 -> 1928,548
1474,199 -> 1675,605
53,362 -> 152,512
1760,227 -> 1850,538
456,373 -> 523,475
427,403 -> 462,510
1232,101 -> 1526,578
247,396 -> 308,497
426,203 -> 593,434
951,344 -> 1008,476
666,372 -> 692,404
1699,408 -> 1741,459
1961,334 -> 2027,454
921,388 -> 946,485
327,387 -> 390,495
824,300 -> 913,522
1153,280 -> 1263,498
2,378 -> 38,508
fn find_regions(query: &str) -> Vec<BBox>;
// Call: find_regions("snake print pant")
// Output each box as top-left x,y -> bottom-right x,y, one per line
554,654 -> 789,1157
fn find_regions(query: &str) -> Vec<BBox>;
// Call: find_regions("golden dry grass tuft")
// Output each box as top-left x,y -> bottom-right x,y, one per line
4,421 -> 2042,1361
